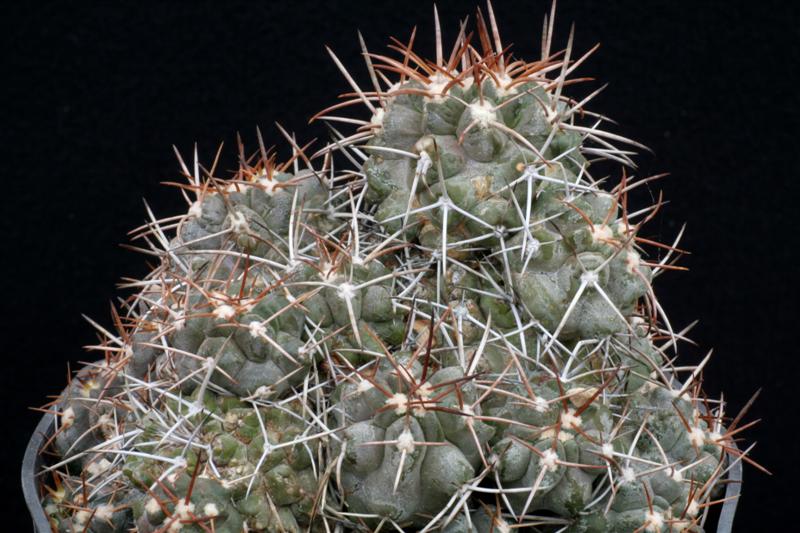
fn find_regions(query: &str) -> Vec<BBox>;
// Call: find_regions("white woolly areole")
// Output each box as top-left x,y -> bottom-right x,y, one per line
317,261 -> 336,279
580,270 -> 599,285
568,387 -> 596,406
292,344 -> 309,363
213,304 -> 236,320
248,320 -> 267,338
73,509 -> 92,527
625,250 -> 641,274
621,466 -> 637,483
526,237 -> 541,259
224,182 -> 249,193
412,404 -> 428,416
590,224 -> 613,243
414,136 -> 436,155
254,385 -> 273,398
227,211 -> 250,234
145,497 -> 161,516
396,429 -> 416,454
416,382 -> 433,399
687,498 -> 700,516
95,504 -> 114,521
601,443 -> 614,458
468,100 -> 497,127
170,500 -> 196,531
539,427 -> 572,442
671,468 -> 684,482
644,510 -> 664,532
642,378 -> 662,394
424,73 -> 450,102
493,73 -> 517,97
203,502 -> 220,518
386,393 -> 409,415
86,458 -> 112,476
280,259 -> 300,275
61,407 -> 76,428
560,408 -> 582,429
188,201 -> 203,218
412,383 -> 434,415
688,426 -> 706,447
370,107 -> 385,127
337,282 -> 355,300
257,174 -> 280,196
540,448 -> 559,472
533,396 -> 549,413
616,220 -> 634,236
493,516 -> 512,533
452,302 -> 471,319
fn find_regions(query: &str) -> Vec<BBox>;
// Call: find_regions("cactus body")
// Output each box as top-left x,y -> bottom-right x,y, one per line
38,4 -> 748,533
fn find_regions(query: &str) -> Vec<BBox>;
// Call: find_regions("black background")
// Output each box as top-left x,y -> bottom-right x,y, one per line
3,0 -> 798,529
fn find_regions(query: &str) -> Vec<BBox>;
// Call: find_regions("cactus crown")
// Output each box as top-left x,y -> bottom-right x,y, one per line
37,3 -> 756,533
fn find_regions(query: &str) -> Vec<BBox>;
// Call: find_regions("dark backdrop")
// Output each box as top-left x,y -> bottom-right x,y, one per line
2,0 -> 797,528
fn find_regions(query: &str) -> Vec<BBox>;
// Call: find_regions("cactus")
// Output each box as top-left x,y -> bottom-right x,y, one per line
36,3 -> 756,533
